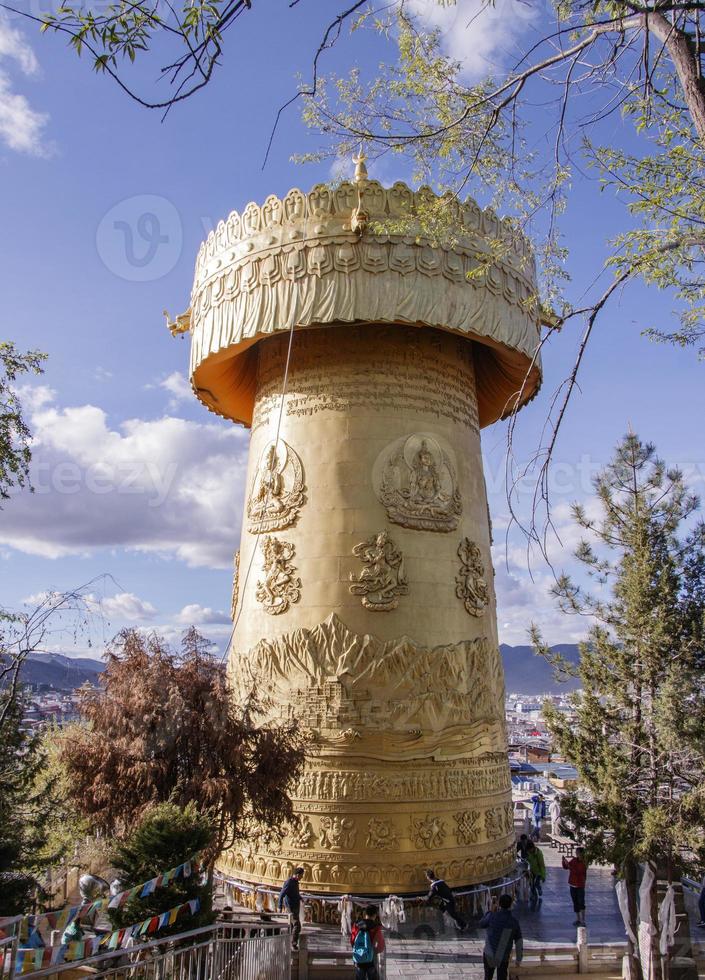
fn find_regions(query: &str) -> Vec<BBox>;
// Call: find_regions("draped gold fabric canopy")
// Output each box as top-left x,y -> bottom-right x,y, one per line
173,176 -> 542,428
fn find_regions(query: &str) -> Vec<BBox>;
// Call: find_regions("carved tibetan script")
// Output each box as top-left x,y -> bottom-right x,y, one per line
253,326 -> 480,433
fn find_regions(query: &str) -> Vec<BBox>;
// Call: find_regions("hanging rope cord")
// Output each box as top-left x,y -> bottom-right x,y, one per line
220,320 -> 298,663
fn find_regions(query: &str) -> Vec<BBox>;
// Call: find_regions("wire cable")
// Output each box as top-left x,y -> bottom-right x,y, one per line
219,319 -> 298,663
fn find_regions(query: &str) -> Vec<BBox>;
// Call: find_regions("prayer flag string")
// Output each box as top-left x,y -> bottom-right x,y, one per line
14,898 -> 201,974
18,855 -> 200,933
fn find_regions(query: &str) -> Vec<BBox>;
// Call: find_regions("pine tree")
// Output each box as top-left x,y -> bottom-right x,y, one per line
532,433 -> 705,979
108,803 -> 214,935
0,686 -> 55,914
0,585 -> 101,914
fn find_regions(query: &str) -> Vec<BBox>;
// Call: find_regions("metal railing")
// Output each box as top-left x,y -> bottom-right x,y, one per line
0,917 -> 21,980
9,920 -> 291,980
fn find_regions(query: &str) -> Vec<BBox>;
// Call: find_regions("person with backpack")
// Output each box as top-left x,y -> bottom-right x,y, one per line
525,841 -> 546,901
425,869 -> 467,931
350,905 -> 385,979
278,866 -> 305,951
480,894 -> 523,980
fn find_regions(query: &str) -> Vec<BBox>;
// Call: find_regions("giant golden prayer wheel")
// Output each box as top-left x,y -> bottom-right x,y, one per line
170,158 -> 541,896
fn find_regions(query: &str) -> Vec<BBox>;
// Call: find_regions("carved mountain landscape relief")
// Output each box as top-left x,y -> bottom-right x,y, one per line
231,613 -> 505,734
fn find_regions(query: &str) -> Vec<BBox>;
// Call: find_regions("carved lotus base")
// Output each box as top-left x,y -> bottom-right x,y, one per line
219,840 -> 517,898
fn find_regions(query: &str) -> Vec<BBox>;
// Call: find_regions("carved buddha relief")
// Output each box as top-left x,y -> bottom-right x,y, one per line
373,433 -> 461,532
349,530 -> 408,611
247,439 -> 305,533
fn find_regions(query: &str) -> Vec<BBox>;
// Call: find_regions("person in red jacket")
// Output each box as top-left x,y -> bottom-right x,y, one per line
350,905 -> 385,980
562,847 -> 587,926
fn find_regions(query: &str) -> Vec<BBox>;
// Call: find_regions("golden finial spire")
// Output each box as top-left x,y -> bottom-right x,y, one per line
352,147 -> 368,184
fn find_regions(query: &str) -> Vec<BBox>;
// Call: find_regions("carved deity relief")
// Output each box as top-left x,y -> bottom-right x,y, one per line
255,537 -> 301,615
290,817 -> 316,849
366,817 -> 399,851
319,816 -> 356,850
230,550 -> 240,621
411,815 -> 447,850
484,803 -> 513,841
454,809 -> 481,845
247,439 -> 305,533
456,538 -> 490,617
374,434 -> 461,532
349,531 -> 408,611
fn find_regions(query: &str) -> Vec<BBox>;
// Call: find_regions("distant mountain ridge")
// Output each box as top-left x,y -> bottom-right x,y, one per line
5,643 -> 581,696
2,652 -> 104,691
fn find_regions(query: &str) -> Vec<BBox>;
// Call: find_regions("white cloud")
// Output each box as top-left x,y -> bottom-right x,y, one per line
19,384 -> 55,413
157,372 -> 192,410
22,589 -> 52,606
175,603 -> 231,626
408,0 -> 538,81
491,497 -> 602,646
0,15 -> 39,75
329,155 -> 351,181
101,592 -> 158,622
2,388 -> 248,568
0,14 -> 51,156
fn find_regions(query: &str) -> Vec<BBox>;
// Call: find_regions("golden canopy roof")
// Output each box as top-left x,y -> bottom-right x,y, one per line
171,176 -> 542,428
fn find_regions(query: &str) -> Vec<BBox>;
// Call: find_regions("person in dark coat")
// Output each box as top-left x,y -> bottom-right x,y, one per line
278,866 -> 304,950
480,894 -> 523,980
425,869 -> 466,931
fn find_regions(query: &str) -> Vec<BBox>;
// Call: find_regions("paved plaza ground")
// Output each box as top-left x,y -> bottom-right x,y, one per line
299,845 -> 705,979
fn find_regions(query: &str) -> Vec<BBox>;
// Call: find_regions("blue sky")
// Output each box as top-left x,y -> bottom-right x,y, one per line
1,0 -> 703,654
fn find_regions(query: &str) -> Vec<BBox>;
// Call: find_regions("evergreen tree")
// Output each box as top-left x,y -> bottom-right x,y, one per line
0,685 -> 54,914
108,803 -> 214,935
0,586 -> 100,914
532,433 -> 705,978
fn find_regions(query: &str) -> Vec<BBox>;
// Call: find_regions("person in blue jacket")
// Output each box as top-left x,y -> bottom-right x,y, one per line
530,793 -> 546,840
